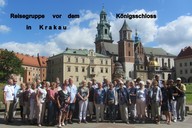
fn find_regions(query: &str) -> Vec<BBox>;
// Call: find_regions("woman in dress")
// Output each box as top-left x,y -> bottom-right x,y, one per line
57,82 -> 70,128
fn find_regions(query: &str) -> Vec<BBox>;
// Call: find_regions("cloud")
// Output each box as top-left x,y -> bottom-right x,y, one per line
0,0 -> 5,7
0,25 -> 10,33
0,41 -> 62,56
155,15 -> 192,55
1,9 -> 190,57
110,9 -> 158,44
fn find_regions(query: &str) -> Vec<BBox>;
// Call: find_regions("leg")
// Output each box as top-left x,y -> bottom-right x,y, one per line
100,104 -> 105,121
83,100 -> 88,121
95,104 -> 100,122
78,100 -> 83,122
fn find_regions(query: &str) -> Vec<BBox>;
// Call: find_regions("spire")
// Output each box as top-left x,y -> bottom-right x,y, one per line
135,29 -> 139,42
120,20 -> 131,31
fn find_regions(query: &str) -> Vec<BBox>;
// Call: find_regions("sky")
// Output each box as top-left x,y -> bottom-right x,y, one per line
0,0 -> 192,56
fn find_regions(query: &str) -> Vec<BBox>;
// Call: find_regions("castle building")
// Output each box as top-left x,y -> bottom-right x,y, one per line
47,48 -> 111,86
175,46 -> 192,82
95,7 -> 176,81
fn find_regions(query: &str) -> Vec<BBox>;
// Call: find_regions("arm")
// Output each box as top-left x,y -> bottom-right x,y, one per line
57,94 -> 61,108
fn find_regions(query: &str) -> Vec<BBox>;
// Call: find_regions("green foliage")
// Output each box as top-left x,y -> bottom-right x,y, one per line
186,84 -> 192,105
0,50 -> 24,81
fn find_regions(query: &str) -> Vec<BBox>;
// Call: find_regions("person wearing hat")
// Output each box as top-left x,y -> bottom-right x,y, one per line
175,78 -> 186,122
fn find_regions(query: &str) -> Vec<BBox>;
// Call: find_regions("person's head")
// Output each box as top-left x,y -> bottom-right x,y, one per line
8,78 -> 13,85
109,82 -> 114,89
62,82 -> 68,90
161,80 -> 167,88
50,82 -> 56,89
20,83 -> 26,90
45,81 -> 50,89
106,79 -> 110,85
125,80 -> 129,86
113,80 -> 117,86
81,80 -> 86,87
69,77 -> 73,85
136,77 -> 141,83
36,79 -> 41,85
98,82 -> 102,89
92,78 -> 96,84
87,81 -> 92,88
119,80 -> 124,88
26,82 -> 31,89
13,78 -> 17,85
129,81 -> 135,88
155,74 -> 160,81
31,82 -> 37,89
152,80 -> 158,88
63,79 -> 69,85
139,81 -> 145,89
146,80 -> 151,86
169,79 -> 174,86
176,78 -> 181,84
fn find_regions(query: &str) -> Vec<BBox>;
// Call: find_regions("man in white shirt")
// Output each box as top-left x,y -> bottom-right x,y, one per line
12,78 -> 20,118
3,78 -> 14,123
67,78 -> 77,124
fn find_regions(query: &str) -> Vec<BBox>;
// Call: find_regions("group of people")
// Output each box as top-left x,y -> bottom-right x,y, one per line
2,75 -> 186,127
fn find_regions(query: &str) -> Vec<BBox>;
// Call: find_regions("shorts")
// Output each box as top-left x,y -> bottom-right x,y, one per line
69,103 -> 75,112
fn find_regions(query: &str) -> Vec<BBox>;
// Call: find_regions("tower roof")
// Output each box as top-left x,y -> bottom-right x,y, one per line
120,20 -> 131,31
100,6 -> 107,15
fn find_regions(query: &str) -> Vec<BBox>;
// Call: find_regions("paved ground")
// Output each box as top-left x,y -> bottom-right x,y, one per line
0,115 -> 192,128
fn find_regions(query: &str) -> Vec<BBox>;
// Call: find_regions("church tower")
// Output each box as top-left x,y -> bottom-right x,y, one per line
118,20 -> 134,79
95,7 -> 113,54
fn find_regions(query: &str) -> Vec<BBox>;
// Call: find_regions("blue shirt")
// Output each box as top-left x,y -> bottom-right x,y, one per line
67,84 -> 77,103
13,84 -> 20,100
94,88 -> 106,104
117,87 -> 129,105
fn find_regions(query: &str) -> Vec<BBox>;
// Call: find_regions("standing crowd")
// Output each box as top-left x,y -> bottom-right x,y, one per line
2,74 -> 186,127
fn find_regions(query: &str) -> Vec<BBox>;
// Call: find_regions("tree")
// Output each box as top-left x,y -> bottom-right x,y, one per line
0,49 -> 24,81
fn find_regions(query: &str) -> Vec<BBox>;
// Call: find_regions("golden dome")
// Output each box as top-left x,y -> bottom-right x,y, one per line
148,60 -> 159,67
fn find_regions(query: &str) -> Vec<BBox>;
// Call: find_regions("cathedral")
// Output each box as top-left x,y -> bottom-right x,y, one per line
94,7 -> 176,81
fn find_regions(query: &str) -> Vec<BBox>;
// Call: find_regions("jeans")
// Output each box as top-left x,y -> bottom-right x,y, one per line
108,104 -> 116,121
177,96 -> 185,120
47,101 -> 56,123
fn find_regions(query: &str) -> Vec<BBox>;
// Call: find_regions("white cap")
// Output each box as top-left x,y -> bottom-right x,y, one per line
139,81 -> 145,85
177,78 -> 181,81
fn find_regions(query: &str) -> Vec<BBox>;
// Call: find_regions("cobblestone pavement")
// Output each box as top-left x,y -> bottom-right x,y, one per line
0,115 -> 191,128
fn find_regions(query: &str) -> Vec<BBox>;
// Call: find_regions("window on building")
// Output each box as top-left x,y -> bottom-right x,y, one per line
190,62 -> 192,66
185,69 -> 188,74
105,29 -> 107,34
43,74 -> 44,77
185,62 -> 187,66
67,66 -> 71,72
84,76 -> 86,80
156,58 -> 158,62
28,79 -> 30,81
76,76 -> 79,82
82,67 -> 85,72
168,58 -> 170,68
128,51 -> 131,56
91,67 -> 94,73
82,58 -> 85,63
52,60 -> 54,64
29,72 -> 30,75
180,70 -> 183,74
101,68 -> 103,73
105,60 -> 108,65
190,69 -> 192,73
128,43 -> 130,47
75,67 -> 78,72
180,63 -> 182,67
106,68 -> 108,73
101,59 -> 103,64
68,57 -> 70,62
